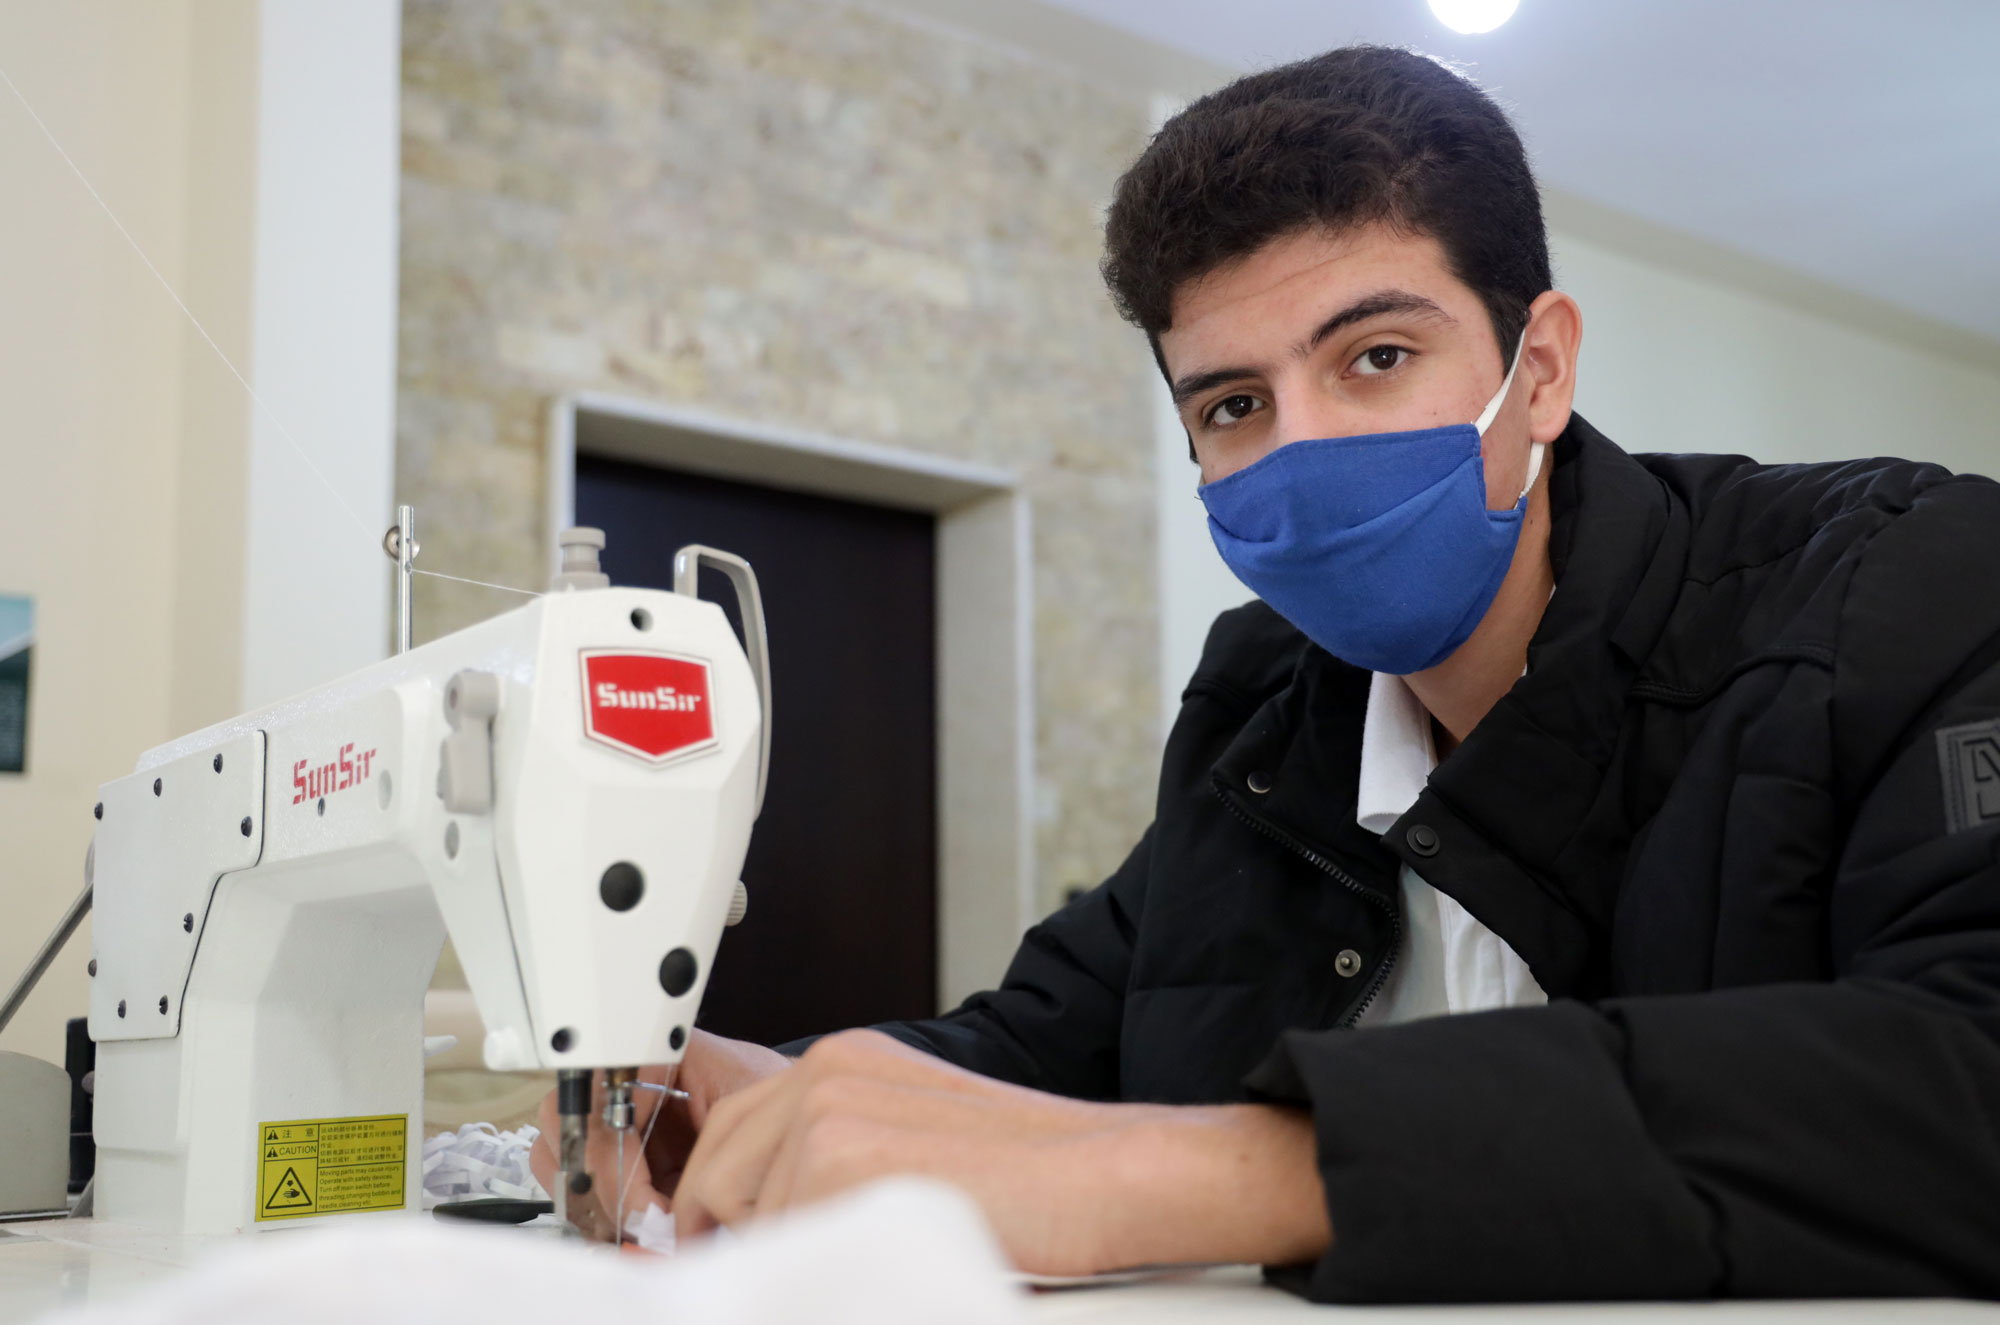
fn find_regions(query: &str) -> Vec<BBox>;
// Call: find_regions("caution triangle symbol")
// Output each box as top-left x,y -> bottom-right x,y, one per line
264,1166 -> 313,1211
265,1148 -> 278,1159
265,1129 -> 278,1142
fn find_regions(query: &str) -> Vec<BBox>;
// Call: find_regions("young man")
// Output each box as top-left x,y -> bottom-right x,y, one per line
536,46 -> 2000,1301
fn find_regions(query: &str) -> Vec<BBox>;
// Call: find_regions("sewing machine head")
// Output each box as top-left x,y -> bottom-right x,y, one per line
84,535 -> 769,1234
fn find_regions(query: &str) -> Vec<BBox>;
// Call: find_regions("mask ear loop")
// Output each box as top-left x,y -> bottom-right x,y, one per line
1473,335 -> 1543,505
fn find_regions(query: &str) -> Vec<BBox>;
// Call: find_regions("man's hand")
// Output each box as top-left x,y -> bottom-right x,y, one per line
672,1029 -> 1334,1276
529,1029 -> 792,1240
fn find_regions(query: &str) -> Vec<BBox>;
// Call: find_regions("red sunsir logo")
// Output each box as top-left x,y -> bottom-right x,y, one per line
579,651 -> 717,763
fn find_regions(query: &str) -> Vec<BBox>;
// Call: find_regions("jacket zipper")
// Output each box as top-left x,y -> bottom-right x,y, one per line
1212,782 -> 1401,1028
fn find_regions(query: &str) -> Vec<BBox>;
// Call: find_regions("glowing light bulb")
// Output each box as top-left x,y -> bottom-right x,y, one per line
1427,0 -> 1520,34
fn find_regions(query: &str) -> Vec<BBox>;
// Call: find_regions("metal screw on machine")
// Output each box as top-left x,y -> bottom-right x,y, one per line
602,1066 -> 638,1130
550,527 -> 610,591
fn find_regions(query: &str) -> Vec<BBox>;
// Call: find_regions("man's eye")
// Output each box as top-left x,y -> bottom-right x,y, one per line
1354,345 -> 1409,375
1207,394 -> 1264,427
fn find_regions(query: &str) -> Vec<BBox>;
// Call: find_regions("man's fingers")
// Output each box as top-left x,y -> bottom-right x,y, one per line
639,1092 -> 702,1204
758,1073 -> 953,1214
753,1080 -> 1035,1217
676,1065 -> 798,1185
674,1068 -> 806,1234
776,1115 -> 919,1213
679,1040 -> 989,1235
749,1091 -> 823,1217
524,1037 -> 798,1239
679,1030 -> 954,1224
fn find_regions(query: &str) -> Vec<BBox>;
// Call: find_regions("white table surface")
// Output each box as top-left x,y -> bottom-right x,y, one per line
1027,1266 -> 2000,1322
3,1216 -> 1995,1323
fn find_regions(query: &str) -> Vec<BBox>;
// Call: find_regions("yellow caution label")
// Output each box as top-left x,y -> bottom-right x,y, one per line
254,1114 -> 407,1222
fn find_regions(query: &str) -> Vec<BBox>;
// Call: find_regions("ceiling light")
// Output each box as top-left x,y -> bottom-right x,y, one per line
1427,0 -> 1520,35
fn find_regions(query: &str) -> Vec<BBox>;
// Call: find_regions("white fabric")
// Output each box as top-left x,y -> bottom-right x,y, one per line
626,1202 -> 680,1255
32,1178 -> 1025,1325
1353,672 -> 1546,1025
420,1121 -> 549,1207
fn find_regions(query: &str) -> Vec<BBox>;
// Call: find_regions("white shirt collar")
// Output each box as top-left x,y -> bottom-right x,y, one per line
1356,671 -> 1438,836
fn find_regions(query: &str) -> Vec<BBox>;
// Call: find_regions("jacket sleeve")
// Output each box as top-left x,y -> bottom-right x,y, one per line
801,824 -> 1148,1101
1248,483 -> 2000,1304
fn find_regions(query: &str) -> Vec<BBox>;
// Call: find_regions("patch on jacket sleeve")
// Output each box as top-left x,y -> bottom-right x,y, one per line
1935,718 -> 2000,833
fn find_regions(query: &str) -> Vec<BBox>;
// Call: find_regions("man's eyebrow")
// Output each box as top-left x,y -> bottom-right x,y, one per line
1170,365 -> 1259,409
1168,290 -> 1456,409
1304,289 -> 1455,352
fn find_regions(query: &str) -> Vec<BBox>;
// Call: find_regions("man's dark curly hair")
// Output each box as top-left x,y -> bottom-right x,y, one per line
1102,46 -> 1550,371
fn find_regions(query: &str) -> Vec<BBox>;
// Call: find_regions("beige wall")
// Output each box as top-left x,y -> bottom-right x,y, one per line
0,1 -> 208,1068
1552,221 -> 2000,477
398,0 -> 1159,913
0,0 -> 401,1070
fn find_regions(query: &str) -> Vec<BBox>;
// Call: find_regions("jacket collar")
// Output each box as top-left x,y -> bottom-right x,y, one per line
1211,416 -> 1690,996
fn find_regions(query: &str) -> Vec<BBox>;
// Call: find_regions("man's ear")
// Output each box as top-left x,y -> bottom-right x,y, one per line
1521,291 -> 1582,445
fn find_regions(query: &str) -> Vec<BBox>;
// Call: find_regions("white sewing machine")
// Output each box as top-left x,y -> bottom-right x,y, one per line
79,530 -> 769,1235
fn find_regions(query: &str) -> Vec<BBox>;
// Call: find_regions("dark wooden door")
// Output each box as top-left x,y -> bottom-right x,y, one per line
574,454 -> 938,1046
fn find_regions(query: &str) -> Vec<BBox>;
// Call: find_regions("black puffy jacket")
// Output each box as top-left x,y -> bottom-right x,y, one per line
872,416 -> 2000,1302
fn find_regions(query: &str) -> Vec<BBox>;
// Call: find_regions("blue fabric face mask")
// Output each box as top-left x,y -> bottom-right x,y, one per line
1198,343 -> 1541,676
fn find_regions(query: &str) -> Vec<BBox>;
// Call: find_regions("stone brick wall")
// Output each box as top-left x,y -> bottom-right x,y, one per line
398,0 -> 1159,914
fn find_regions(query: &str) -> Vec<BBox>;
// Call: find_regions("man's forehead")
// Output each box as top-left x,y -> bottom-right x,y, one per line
1162,224 -> 1463,355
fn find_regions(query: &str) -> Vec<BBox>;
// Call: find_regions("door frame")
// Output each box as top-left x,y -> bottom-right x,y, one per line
547,391 -> 1036,1012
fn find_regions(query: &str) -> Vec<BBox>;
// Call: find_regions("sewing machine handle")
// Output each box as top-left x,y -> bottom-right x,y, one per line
672,545 -> 771,817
